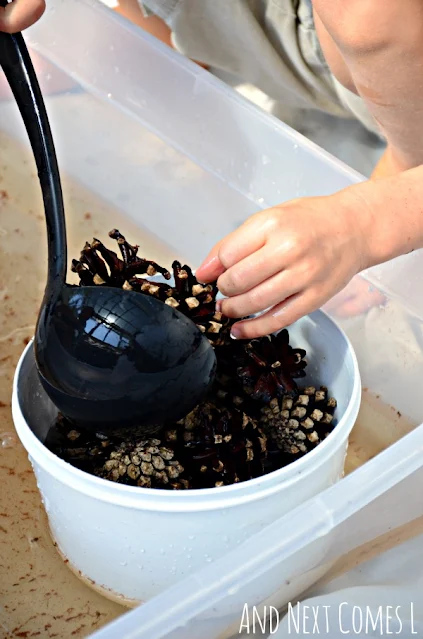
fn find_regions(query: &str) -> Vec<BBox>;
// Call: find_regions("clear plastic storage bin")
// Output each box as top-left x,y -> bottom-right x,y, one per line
1,1 -> 423,637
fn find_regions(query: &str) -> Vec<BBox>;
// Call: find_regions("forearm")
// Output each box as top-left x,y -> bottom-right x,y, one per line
348,164 -> 423,267
314,0 -> 423,170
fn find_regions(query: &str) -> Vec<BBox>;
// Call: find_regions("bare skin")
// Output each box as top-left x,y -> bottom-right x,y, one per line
313,1 -> 423,173
114,0 -> 173,46
4,0 -> 423,337
0,0 -> 45,32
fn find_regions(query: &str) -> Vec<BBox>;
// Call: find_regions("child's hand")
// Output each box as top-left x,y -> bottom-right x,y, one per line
0,0 -> 45,33
196,191 -> 372,339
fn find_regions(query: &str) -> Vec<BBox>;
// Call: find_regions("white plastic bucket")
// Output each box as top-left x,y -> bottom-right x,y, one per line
12,310 -> 361,605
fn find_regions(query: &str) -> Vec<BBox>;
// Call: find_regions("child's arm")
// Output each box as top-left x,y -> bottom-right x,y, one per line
196,165 -> 423,339
0,0 -> 45,32
313,0 -> 423,173
114,0 -> 173,47
113,0 -> 208,68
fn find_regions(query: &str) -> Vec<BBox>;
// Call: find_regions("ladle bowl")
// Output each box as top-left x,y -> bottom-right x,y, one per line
36,284 -> 216,429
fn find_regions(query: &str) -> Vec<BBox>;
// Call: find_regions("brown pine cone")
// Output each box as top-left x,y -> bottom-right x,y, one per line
260,386 -> 337,458
238,330 -> 307,401
43,414 -> 113,472
96,438 -> 188,489
71,230 -> 236,347
163,401 -> 268,488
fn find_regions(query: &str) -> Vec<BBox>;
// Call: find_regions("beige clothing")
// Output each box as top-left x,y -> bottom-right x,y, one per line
139,0 -> 380,135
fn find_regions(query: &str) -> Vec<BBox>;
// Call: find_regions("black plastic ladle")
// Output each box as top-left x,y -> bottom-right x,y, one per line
0,22 -> 216,432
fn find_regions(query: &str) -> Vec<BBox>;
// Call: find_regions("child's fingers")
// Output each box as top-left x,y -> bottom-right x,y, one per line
218,222 -> 266,270
196,236 -> 227,282
197,215 -> 267,282
219,269 -> 297,318
217,239 -> 294,297
0,0 -> 45,33
195,251 -> 225,283
230,290 -> 318,340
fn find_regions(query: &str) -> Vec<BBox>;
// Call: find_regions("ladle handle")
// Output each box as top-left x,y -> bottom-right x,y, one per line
0,9 -> 67,295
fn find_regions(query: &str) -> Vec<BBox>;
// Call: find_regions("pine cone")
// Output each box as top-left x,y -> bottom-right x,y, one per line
43,414 -> 113,472
163,261 -> 234,346
97,438 -> 188,489
223,329 -> 306,403
71,230 -> 235,346
260,386 -> 337,458
206,330 -> 307,416
164,401 -> 268,488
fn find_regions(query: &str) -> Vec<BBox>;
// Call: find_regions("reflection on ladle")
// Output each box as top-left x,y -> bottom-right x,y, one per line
0,23 -> 216,432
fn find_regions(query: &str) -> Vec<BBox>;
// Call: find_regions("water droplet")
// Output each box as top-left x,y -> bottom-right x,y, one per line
119,561 -> 127,566
262,155 -> 270,165
114,66 -> 120,74
188,535 -> 194,540
223,536 -> 229,543
206,558 -> 212,563
140,549 -> 145,553
186,555 -> 191,560
109,45 -> 115,52
228,586 -> 239,595
0,432 -> 17,448
159,549 -> 165,555
169,543 -> 174,549
107,93 -> 112,99
45,73 -> 52,81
